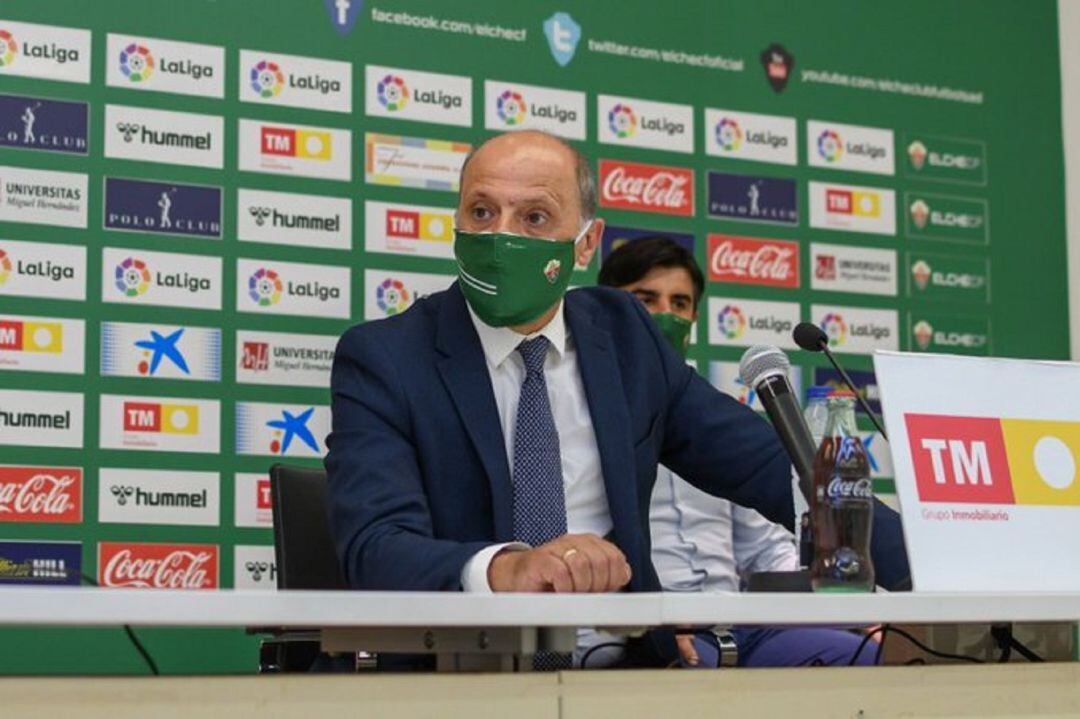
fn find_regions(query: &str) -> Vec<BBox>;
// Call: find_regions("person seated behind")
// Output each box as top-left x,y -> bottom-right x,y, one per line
598,236 -> 879,667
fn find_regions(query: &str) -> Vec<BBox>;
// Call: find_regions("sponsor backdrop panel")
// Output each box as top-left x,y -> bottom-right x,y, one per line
0,0 -> 1067,675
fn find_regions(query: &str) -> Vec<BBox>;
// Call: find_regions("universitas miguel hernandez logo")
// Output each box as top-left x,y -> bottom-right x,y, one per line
248,268 -> 282,307
760,43 -> 794,93
717,304 -> 747,340
115,257 -> 151,297
251,59 -> 284,98
496,90 -> 527,126
376,73 -> 408,111
119,43 -> 154,82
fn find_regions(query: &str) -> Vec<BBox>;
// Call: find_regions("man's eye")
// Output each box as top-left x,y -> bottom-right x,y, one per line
472,207 -> 492,221
525,211 -> 547,226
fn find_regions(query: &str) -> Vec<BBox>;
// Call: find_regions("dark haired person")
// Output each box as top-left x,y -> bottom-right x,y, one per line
599,236 -> 883,667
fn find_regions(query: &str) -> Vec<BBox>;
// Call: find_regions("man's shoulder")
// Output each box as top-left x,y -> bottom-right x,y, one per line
336,284 -> 453,356
567,285 -> 656,337
567,284 -> 645,321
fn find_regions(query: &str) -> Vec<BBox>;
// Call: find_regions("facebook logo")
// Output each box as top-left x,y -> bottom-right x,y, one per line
324,0 -> 361,35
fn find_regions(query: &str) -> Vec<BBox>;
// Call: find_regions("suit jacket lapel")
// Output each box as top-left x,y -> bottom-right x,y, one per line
435,283 -> 514,542
564,292 -> 639,550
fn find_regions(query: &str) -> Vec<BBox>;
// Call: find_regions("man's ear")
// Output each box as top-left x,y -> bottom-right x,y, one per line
575,217 -> 604,269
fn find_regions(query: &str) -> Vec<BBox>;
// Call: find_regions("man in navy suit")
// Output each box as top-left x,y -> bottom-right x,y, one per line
325,130 -> 907,666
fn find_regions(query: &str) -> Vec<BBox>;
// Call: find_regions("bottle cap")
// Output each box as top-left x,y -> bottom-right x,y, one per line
806,385 -> 832,401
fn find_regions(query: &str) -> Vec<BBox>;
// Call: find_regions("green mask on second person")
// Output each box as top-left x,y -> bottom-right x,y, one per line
454,222 -> 591,327
652,312 -> 693,358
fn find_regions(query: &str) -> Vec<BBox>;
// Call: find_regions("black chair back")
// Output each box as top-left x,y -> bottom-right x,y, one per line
269,463 -> 346,590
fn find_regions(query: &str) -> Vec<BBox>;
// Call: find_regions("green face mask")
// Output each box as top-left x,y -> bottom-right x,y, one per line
652,312 -> 693,358
454,222 -> 591,327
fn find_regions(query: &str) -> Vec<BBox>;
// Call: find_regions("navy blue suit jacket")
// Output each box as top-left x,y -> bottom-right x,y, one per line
325,282 -> 910,593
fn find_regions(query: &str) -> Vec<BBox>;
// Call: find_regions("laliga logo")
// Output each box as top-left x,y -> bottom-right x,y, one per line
115,257 -> 151,297
821,313 -> 847,348
908,140 -> 928,171
717,304 -> 746,340
376,278 -> 411,316
119,43 -> 154,82
497,90 -> 527,126
249,268 -> 283,307
817,130 -> 843,162
911,260 -> 932,291
0,249 -> 11,285
0,29 -> 16,67
910,199 -> 930,230
251,60 -> 284,98
715,118 -> 742,152
912,320 -> 934,350
377,74 -> 409,111
608,103 -> 637,139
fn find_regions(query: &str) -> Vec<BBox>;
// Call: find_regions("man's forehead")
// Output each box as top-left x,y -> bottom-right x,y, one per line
463,134 -> 576,185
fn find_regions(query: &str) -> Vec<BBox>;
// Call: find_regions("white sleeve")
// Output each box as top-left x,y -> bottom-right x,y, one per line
731,505 -> 800,575
460,542 -> 530,592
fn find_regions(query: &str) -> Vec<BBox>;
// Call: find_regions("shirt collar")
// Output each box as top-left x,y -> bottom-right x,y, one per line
467,301 -> 568,370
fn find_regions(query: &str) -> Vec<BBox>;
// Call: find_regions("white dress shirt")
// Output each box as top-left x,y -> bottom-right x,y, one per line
650,466 -> 799,593
459,300 -> 612,591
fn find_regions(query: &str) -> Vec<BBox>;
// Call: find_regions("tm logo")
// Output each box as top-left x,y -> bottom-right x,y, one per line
324,0 -> 362,36
543,12 -> 581,67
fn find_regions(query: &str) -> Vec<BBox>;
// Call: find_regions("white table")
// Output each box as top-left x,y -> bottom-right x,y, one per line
1,588 -> 1077,671
1,587 -> 1078,626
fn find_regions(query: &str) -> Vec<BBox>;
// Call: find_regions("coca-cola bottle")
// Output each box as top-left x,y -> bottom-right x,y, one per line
810,393 -> 875,592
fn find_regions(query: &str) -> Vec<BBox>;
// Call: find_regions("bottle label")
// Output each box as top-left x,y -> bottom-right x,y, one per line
826,477 -> 872,500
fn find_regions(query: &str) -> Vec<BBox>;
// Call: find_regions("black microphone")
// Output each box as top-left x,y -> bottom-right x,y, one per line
793,322 -> 888,440
738,345 -> 815,505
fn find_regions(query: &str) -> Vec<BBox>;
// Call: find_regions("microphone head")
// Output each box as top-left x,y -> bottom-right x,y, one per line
793,322 -> 828,352
739,345 -> 791,388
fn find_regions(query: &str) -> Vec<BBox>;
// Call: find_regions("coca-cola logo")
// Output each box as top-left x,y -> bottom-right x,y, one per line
825,477 -> 873,500
598,159 -> 694,217
0,467 -> 82,524
707,234 -> 799,288
98,542 -> 218,589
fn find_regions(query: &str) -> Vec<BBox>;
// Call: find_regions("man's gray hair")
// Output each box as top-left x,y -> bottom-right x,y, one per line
458,130 -> 597,222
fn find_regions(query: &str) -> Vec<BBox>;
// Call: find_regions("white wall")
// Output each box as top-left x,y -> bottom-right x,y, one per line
1061,0 -> 1080,360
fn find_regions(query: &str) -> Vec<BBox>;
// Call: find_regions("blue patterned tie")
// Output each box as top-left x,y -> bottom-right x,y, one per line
512,336 -> 567,547
511,336 -> 571,670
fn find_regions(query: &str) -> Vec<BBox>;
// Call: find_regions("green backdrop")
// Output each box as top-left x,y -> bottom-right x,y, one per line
0,0 -> 1067,674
